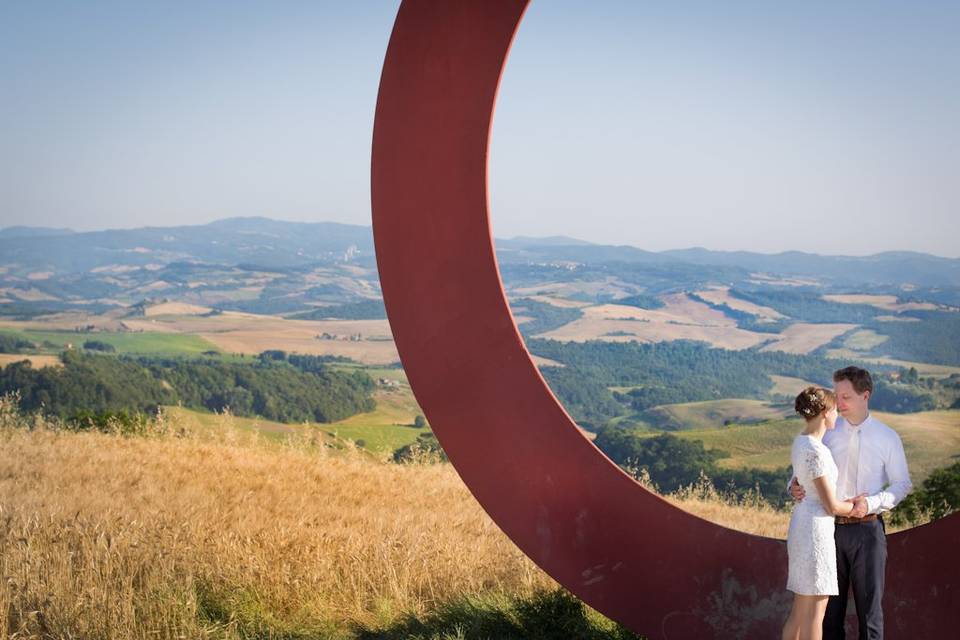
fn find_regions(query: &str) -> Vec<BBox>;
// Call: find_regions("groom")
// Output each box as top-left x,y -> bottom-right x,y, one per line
789,366 -> 913,640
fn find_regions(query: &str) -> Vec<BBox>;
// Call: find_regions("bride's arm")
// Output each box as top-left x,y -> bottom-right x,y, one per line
812,476 -> 857,516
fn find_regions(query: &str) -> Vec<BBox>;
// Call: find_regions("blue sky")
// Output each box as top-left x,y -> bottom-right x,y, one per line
2,1 -> 958,256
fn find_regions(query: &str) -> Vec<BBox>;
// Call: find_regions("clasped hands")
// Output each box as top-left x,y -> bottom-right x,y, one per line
788,478 -> 870,518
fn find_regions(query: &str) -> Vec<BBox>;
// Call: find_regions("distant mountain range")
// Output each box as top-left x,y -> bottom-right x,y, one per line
0,217 -> 374,274
3,216 -> 958,280
1,217 -> 958,315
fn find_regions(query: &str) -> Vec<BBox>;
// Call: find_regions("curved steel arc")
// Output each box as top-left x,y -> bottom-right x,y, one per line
370,2 -> 959,638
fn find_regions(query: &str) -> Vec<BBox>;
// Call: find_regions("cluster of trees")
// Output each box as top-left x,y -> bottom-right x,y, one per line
864,311 -> 960,367
0,333 -> 34,353
291,299 -> 388,321
511,298 -> 583,337
527,339 -> 843,425
615,294 -> 664,310
0,350 -> 376,424
593,428 -> 791,506
871,379 -> 937,413
889,461 -> 960,526
686,292 -> 790,334
729,289 -> 882,324
257,350 -> 355,369
82,339 -> 116,352
1,350 -> 173,417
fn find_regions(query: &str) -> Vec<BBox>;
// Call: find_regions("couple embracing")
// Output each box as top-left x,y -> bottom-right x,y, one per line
781,366 -> 913,640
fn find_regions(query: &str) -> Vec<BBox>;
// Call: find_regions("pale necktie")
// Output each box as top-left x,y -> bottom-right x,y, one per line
843,426 -> 861,500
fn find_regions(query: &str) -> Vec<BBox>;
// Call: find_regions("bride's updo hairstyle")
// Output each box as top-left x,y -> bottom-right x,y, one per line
794,386 -> 836,420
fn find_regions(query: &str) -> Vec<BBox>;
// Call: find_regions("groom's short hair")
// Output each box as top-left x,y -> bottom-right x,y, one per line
833,366 -> 873,395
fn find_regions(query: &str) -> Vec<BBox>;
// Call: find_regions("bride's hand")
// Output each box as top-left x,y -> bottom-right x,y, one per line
849,493 -> 869,518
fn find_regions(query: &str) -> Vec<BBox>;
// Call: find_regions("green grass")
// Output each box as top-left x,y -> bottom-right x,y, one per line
321,386 -> 425,453
190,584 -> 644,640
351,588 -> 643,640
647,418 -> 798,468
164,383 -> 426,456
2,328 -> 220,356
162,405 -> 337,446
611,398 -> 792,432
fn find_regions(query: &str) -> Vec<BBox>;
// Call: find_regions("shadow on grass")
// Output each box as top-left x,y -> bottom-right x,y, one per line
352,588 -> 645,640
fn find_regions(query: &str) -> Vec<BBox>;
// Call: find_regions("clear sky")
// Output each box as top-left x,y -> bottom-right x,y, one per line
2,1 -> 958,256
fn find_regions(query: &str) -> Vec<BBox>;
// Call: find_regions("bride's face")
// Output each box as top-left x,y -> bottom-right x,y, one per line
824,406 -> 839,429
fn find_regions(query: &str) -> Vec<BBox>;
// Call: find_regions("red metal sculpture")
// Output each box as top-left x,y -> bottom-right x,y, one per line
370,2 -> 959,637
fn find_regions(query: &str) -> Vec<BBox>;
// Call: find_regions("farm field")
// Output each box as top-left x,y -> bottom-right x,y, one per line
768,375 -> 823,397
841,328 -> 889,351
822,293 -> 938,312
823,349 -> 960,378
0,310 -> 401,364
0,353 -> 62,369
538,296 -> 768,350
0,326 -> 220,356
758,322 -> 857,354
531,293 -> 861,355
693,286 -> 786,321
619,398 -> 792,432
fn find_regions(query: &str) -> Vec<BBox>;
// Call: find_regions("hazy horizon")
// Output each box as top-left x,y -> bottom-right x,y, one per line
4,214 -> 959,261
2,1 -> 958,257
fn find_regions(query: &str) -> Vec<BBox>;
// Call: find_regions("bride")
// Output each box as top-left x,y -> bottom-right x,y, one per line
781,387 -> 863,640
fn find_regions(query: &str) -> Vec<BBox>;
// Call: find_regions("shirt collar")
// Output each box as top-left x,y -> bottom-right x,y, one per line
846,413 -> 871,432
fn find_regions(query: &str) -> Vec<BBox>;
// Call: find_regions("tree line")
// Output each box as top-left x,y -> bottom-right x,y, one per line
593,428 -> 791,507
0,350 -> 375,424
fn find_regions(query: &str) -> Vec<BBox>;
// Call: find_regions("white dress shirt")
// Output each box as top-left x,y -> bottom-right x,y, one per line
822,413 -> 913,515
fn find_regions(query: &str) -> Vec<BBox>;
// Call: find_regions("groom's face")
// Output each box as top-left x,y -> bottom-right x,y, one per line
834,379 -> 869,417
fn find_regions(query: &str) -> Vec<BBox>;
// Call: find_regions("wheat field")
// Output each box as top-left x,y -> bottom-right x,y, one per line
0,406 -> 792,639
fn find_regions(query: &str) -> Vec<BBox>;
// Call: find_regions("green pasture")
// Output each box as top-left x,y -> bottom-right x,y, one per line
163,382 -> 425,456
1,328 -> 220,356
648,409 -> 960,485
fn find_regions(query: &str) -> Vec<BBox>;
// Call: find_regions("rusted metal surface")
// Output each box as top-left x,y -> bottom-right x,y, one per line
369,2 -> 959,637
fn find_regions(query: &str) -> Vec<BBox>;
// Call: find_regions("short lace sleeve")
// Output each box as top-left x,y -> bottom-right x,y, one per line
803,443 -> 828,482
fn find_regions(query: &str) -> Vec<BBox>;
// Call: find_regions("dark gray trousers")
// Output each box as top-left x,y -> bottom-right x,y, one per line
823,518 -> 886,640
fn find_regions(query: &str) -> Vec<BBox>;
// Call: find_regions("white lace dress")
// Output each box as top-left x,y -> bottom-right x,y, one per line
786,435 -> 840,596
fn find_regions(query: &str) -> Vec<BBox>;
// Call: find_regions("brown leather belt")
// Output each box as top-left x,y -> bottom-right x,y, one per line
835,514 -> 879,525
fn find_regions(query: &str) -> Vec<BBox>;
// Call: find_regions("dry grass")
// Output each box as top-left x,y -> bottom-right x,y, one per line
747,273 -> 820,287
693,286 -> 786,321
822,350 -> 960,377
0,287 -> 58,302
538,295 -> 768,350
0,354 -> 62,369
841,329 -> 889,351
768,375 -> 821,397
822,294 -> 938,312
0,418 -> 554,638
526,295 -> 590,309
143,302 -> 213,316
0,402 -> 810,638
759,323 -> 857,354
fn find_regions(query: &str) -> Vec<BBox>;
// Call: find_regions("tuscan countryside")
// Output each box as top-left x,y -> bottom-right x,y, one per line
3,2 -> 959,640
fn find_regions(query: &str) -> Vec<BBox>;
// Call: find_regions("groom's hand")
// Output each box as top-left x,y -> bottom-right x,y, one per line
789,477 -> 805,502
850,494 -> 869,518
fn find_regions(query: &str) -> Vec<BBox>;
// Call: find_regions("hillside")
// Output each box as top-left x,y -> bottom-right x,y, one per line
1,414 -> 793,639
655,409 -> 960,485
